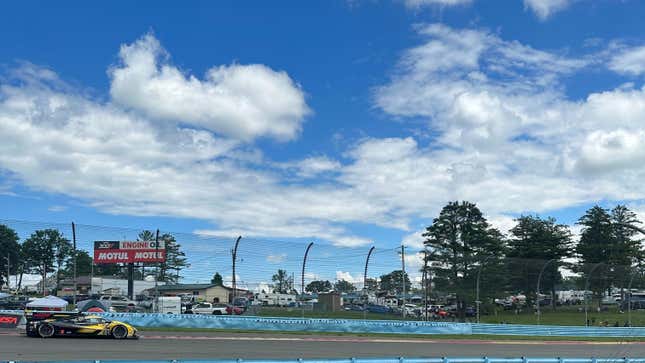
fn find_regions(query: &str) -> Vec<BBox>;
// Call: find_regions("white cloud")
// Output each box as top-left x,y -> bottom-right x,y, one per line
404,0 -> 471,8
401,230 -> 425,249
336,271 -> 364,284
524,0 -> 574,20
609,46 -> 645,76
266,253 -> 287,264
47,205 -> 68,212
109,34 -> 309,141
369,24 -> 645,219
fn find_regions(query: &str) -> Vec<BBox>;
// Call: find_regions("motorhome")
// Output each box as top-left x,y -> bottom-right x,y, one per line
255,293 -> 297,307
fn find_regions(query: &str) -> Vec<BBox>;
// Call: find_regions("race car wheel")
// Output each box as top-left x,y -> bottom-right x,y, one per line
38,323 -> 55,338
212,310 -> 222,315
112,325 -> 129,339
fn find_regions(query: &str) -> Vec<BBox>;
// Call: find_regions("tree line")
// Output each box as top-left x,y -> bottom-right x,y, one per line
423,201 -> 644,320
0,227 -> 188,294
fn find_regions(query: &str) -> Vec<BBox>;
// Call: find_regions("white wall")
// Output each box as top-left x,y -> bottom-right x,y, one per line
91,277 -> 164,296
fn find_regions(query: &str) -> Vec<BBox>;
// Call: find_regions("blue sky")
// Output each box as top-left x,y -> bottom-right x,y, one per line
2,0 -> 645,286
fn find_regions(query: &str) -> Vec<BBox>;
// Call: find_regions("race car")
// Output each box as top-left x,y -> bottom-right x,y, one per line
26,312 -> 137,339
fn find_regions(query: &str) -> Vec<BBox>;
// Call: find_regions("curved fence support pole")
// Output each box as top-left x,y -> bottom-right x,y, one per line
627,267 -> 640,327
231,236 -> 242,303
584,263 -> 604,327
536,258 -> 556,325
301,242 -> 314,318
475,256 -> 495,324
363,246 -> 375,320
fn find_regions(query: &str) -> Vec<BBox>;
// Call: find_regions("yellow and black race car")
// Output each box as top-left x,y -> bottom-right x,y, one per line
26,312 -> 137,339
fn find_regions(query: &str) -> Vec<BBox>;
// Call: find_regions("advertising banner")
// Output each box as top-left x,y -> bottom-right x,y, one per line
94,240 -> 166,264
0,313 -> 22,328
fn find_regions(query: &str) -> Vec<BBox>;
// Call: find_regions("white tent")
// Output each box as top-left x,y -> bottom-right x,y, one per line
26,295 -> 68,309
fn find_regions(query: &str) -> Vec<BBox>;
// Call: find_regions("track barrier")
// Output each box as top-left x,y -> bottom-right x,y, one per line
4,358 -> 645,363
5,310 -> 645,337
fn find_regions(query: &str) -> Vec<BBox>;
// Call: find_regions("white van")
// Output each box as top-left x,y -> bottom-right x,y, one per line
154,296 -> 182,314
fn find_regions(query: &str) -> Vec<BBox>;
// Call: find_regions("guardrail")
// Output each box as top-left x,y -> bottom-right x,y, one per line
4,358 -> 645,363
5,310 -> 645,337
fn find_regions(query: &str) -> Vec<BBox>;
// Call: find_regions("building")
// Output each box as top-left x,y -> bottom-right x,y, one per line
317,292 -> 342,312
157,283 -> 247,303
57,276 -> 164,297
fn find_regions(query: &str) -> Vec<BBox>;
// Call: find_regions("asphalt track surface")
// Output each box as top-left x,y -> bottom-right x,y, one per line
3,330 -> 645,361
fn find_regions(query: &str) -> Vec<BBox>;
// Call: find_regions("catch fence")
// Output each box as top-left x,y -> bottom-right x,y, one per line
1,218 -> 645,327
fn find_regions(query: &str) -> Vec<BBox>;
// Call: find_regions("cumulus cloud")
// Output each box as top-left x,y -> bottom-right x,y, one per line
266,253 -> 287,264
109,34 -> 309,141
401,230 -> 426,249
371,24 -> 645,218
524,0 -> 574,20
609,46 -> 645,76
404,0 -> 471,8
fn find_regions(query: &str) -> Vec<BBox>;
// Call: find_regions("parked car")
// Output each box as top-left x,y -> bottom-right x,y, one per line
226,305 -> 244,315
99,295 -> 136,308
366,304 -> 391,314
343,304 -> 364,311
186,302 -> 229,315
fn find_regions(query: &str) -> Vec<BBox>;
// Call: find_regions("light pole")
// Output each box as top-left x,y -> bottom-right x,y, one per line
536,258 -> 557,325
72,222 -> 77,305
584,263 -> 604,326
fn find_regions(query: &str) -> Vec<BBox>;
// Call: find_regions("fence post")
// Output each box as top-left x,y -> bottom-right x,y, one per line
584,263 -> 604,326
627,267 -> 640,326
536,258 -> 556,325
363,246 -> 375,320
475,255 -> 496,324
71,222 -> 77,306
231,236 -> 242,303
301,242 -> 314,318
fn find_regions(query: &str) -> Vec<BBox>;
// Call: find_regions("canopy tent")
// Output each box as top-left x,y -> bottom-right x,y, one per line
25,295 -> 68,310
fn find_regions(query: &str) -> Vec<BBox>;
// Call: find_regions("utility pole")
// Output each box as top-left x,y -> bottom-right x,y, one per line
423,248 -> 429,321
155,229 -> 160,312
72,222 -> 77,305
4,253 -> 9,291
401,245 -> 406,319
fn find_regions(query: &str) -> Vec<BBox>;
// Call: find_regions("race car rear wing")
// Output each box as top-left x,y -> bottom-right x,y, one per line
24,310 -> 82,322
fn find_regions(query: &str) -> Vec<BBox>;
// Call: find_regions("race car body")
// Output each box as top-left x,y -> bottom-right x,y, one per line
26,312 -> 137,339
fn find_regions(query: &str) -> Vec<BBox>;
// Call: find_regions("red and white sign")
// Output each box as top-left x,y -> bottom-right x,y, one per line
94,240 -> 166,264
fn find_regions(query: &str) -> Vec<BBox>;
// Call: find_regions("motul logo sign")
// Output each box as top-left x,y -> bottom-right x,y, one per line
94,240 -> 166,264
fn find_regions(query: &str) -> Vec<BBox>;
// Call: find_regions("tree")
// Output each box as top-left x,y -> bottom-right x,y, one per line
334,279 -> 356,293
423,201 -> 506,320
272,269 -> 293,293
154,233 -> 189,284
211,272 -> 223,286
23,229 -> 71,294
63,250 -> 93,278
507,215 -> 573,310
379,270 -> 411,295
305,280 -> 332,293
364,278 -> 378,292
576,206 -> 615,302
609,205 -> 643,289
0,224 -> 20,289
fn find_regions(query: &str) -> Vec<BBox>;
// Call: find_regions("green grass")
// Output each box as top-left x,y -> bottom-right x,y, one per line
479,305 -> 642,326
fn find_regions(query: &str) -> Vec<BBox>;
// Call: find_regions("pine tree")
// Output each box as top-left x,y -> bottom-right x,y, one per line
423,201 -> 506,320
